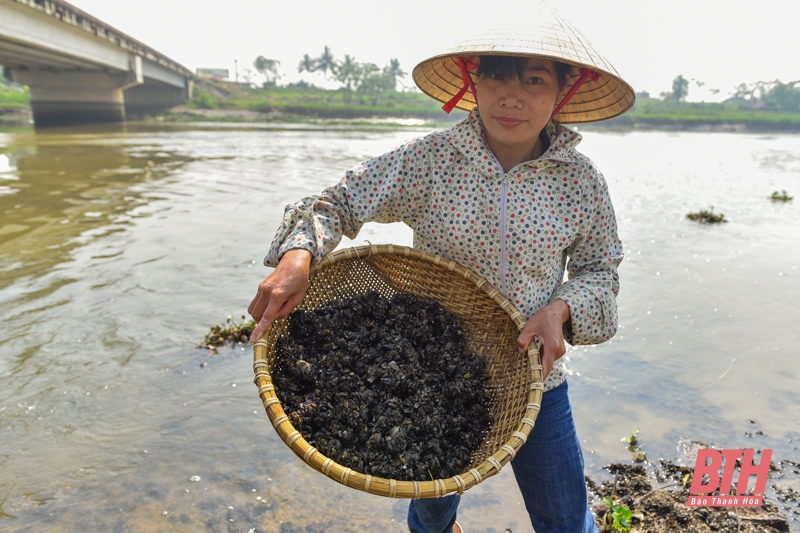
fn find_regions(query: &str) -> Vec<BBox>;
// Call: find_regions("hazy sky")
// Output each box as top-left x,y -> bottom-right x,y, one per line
71,0 -> 800,102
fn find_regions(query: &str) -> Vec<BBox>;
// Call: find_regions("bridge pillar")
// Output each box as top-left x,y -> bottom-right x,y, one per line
124,81 -> 193,117
10,60 -> 142,127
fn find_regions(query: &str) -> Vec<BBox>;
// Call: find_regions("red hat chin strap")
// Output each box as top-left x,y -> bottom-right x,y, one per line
442,57 -> 478,114
549,68 -> 601,121
441,61 -> 599,119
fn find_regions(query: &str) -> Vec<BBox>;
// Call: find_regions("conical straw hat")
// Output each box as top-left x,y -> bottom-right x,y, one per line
412,3 -> 635,124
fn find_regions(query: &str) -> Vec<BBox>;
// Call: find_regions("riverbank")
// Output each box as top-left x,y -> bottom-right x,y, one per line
144,81 -> 800,131
0,80 -> 31,126
155,78 -> 463,124
579,98 -> 800,132
5,77 -> 800,131
144,105 -> 462,128
0,106 -> 31,126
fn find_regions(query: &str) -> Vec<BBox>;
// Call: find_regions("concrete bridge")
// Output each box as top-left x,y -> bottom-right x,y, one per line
0,0 -> 192,126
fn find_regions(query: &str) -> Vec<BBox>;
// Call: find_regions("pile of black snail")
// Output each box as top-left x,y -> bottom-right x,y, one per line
273,291 -> 494,481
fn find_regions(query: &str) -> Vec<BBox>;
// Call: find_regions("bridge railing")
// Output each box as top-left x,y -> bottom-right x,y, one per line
13,0 -> 192,78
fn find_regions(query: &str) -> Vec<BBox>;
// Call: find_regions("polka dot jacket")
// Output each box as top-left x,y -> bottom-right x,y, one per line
265,108 -> 623,391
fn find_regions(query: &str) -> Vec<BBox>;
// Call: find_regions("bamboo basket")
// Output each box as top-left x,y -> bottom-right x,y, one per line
252,244 -> 544,498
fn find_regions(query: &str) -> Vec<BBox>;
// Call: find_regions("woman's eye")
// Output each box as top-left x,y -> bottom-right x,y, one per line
489,72 -> 505,81
526,77 -> 543,84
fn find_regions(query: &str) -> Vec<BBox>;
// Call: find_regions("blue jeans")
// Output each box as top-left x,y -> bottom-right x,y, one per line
407,381 -> 599,533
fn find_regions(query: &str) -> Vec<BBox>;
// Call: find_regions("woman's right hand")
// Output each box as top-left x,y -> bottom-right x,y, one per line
248,249 -> 313,342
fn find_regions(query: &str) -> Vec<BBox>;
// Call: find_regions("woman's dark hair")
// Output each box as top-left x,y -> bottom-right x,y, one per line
476,55 -> 573,89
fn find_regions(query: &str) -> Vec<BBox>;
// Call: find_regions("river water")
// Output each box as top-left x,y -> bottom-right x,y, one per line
0,122 -> 798,532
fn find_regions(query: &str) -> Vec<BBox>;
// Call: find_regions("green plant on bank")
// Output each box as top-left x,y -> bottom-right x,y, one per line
770,190 -> 793,202
687,207 -> 727,224
621,429 -> 640,452
0,78 -> 30,109
602,496 -> 633,532
621,428 -> 647,463
191,86 -> 218,109
202,315 -> 256,349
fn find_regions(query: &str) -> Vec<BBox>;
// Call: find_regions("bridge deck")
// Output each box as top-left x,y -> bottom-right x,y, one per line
2,0 -> 191,77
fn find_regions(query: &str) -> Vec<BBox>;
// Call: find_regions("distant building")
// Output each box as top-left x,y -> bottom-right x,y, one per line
635,91 -> 650,99
196,68 -> 229,81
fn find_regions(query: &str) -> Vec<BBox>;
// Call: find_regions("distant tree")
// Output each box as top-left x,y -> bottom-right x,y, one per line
729,79 -> 800,111
335,54 -> 360,101
241,68 -> 255,87
297,50 -> 404,102
253,56 -> 281,86
730,80 -> 771,102
357,63 -> 396,105
387,58 -> 406,89
356,62 -> 380,88
761,80 -> 800,112
672,75 -> 689,101
660,75 -> 689,101
335,55 -> 358,88
316,46 -> 337,79
380,65 -> 397,92
298,54 -> 317,74
731,82 -> 754,100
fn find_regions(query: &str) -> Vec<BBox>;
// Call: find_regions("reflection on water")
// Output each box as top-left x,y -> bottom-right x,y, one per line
1,135 -> 192,287
0,124 -> 799,532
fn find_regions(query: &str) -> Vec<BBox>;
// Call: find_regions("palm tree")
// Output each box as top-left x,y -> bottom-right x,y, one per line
335,55 -> 359,91
298,54 -> 317,74
316,46 -> 337,79
388,58 -> 406,79
387,58 -> 406,90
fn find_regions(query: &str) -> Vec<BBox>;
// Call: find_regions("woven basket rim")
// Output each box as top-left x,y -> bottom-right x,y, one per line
253,244 -> 544,498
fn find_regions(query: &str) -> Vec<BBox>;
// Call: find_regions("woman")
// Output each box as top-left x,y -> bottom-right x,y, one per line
248,8 -> 635,533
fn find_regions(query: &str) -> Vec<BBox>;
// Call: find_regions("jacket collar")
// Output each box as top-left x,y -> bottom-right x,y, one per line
444,108 -> 582,175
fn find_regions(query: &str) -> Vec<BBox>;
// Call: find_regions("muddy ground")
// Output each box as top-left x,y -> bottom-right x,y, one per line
0,107 -> 31,126
588,455 -> 799,532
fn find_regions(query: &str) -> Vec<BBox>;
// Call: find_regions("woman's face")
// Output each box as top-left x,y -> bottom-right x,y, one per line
475,57 -> 568,158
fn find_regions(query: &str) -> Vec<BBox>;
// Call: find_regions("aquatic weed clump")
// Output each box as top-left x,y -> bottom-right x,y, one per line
770,190 -> 793,202
201,315 -> 255,351
686,207 -> 727,224
273,291 -> 494,481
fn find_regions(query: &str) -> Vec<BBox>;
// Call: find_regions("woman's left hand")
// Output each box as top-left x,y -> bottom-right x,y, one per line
517,299 -> 571,379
